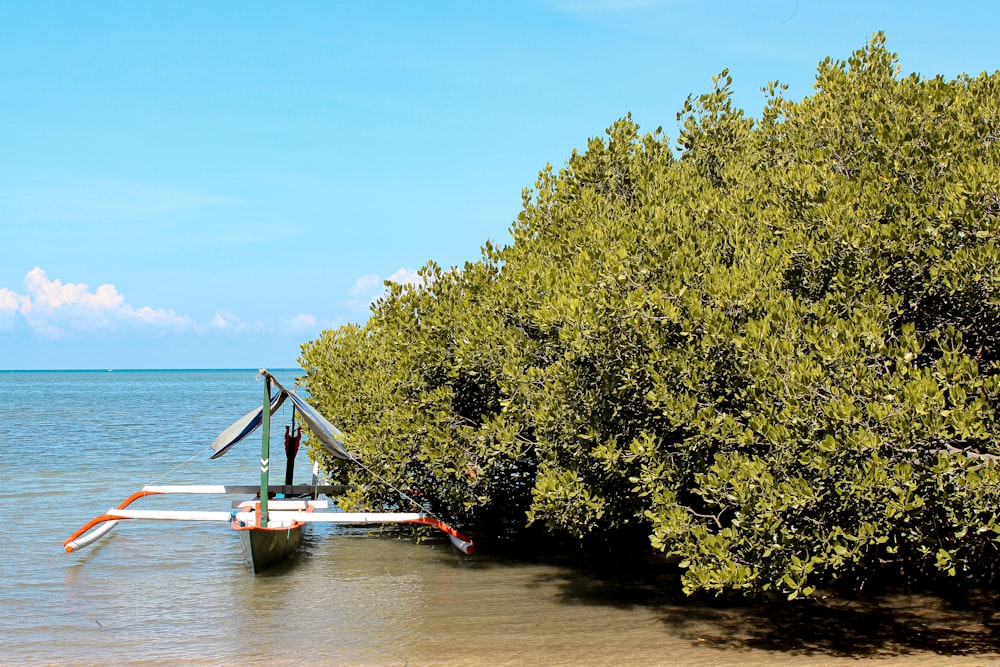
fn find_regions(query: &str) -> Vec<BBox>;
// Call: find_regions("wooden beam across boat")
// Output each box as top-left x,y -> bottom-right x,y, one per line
107,509 -> 425,524
141,484 -> 351,496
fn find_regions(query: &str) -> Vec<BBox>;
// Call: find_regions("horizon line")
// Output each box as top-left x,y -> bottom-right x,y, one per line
0,367 -> 302,373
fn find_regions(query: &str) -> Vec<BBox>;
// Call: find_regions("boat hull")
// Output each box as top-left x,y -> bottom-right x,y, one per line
235,523 -> 304,573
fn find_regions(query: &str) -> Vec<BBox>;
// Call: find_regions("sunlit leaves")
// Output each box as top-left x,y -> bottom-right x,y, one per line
300,33 -> 1000,599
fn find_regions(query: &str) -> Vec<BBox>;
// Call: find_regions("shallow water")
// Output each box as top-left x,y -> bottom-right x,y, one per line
1,370 -> 997,666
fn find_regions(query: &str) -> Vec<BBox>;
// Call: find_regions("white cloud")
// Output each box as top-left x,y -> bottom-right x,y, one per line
286,313 -> 317,331
201,309 -> 247,332
22,267 -> 122,312
347,267 -> 424,308
0,266 -> 393,344
385,268 -> 423,287
30,321 -> 65,339
129,305 -> 191,329
0,288 -> 22,330
0,267 -> 234,338
349,274 -> 382,298
0,288 -> 21,314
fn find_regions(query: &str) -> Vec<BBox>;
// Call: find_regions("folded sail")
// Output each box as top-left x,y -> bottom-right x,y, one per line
269,376 -> 351,460
209,373 -> 351,461
210,391 -> 287,459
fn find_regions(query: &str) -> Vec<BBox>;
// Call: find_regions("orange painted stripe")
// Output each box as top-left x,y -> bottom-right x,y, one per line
63,489 -> 162,550
115,489 -> 161,509
405,516 -> 474,553
231,501 -> 313,532
63,514 -> 128,550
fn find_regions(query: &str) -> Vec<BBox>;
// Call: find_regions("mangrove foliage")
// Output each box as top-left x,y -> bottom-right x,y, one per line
300,34 -> 1000,599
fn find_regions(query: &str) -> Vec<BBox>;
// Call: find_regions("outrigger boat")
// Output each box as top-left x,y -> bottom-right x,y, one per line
64,369 -> 473,573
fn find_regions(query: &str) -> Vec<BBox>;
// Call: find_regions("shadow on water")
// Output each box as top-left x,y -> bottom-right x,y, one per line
649,593 -> 1000,659
530,550 -> 1000,660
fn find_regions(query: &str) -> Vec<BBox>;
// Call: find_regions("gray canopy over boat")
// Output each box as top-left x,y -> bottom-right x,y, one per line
210,374 -> 351,461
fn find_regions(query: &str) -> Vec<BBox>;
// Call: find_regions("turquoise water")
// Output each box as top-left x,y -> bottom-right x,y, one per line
1,370 -> 995,666
0,370 -> 329,664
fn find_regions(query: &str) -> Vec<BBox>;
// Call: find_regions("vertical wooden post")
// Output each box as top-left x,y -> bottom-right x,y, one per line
260,369 -> 271,528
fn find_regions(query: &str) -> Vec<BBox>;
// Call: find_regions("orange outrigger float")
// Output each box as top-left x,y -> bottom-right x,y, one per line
64,369 -> 473,572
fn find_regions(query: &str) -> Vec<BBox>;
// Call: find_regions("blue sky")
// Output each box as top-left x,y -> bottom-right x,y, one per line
1,1 -> 997,370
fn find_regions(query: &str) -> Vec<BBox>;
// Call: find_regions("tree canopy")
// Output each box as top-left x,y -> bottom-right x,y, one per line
300,34 -> 1000,599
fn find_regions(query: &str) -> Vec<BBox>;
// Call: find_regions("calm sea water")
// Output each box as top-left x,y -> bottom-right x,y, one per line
1,370 -> 996,666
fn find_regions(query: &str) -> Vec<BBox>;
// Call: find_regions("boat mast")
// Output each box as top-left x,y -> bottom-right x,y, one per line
259,368 -> 271,528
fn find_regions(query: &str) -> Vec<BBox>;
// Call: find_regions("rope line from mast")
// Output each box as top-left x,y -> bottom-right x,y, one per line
145,446 -> 211,485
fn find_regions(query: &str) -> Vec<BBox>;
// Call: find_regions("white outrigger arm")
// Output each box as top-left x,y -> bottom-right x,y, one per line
63,484 -> 475,555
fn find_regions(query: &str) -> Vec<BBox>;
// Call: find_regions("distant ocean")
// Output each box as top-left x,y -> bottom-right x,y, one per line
1,370 -> 991,666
